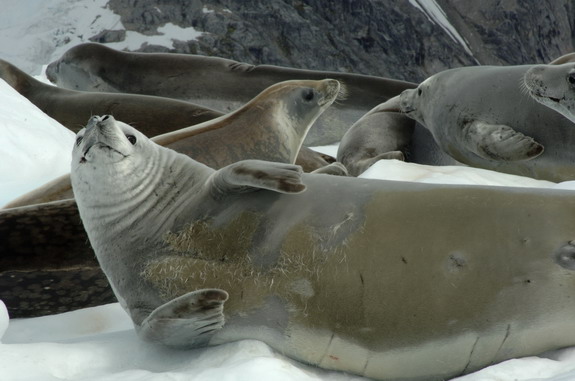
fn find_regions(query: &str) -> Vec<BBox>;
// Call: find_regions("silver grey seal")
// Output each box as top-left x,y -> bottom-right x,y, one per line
71,115 -> 575,381
399,65 -> 575,182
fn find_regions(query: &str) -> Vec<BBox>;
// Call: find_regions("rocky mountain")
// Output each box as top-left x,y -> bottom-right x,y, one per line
104,0 -> 575,83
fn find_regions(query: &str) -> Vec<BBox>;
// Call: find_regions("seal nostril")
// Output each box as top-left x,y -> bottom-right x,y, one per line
102,115 -> 110,121
302,88 -> 315,101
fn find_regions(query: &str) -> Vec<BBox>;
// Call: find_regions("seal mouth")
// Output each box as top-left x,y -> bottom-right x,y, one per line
80,142 -> 127,163
548,96 -> 562,103
530,89 -> 563,104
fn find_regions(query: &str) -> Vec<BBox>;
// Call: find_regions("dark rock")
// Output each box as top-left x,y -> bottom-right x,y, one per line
89,29 -> 126,43
105,0 -> 575,83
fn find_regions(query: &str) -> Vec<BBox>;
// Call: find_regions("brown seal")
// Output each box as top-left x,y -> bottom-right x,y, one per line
71,114 -> 575,381
45,42 -> 417,145
2,76 -> 341,209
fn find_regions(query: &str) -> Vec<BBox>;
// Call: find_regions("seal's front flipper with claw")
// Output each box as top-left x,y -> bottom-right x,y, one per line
462,121 -> 544,161
209,159 -> 306,197
137,288 -> 229,349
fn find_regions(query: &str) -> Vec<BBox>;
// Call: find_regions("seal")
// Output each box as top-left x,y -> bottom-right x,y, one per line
3,78 -> 341,209
523,62 -> 575,124
337,96 -> 414,176
0,58 -> 334,176
399,65 -> 575,182
71,115 -> 575,380
46,43 -> 417,145
0,59 -> 221,134
0,199 -> 115,318
548,53 -> 575,65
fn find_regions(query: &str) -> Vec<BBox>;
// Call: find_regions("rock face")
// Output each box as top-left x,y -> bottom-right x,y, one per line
106,0 -> 575,82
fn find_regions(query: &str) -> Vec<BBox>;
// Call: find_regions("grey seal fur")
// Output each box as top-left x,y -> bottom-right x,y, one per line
71,115 -> 575,380
0,58 -> 221,134
337,96 -> 414,176
46,43 -> 416,145
400,65 -> 575,182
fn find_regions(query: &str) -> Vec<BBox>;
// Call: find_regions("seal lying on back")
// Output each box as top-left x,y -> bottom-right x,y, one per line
46,43 -> 416,145
399,65 -> 575,182
72,115 -> 575,380
3,78 -> 342,209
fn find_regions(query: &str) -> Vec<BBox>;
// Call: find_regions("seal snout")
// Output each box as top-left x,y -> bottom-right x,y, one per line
77,114 -> 131,163
399,89 -> 417,114
319,79 -> 342,106
45,60 -> 59,83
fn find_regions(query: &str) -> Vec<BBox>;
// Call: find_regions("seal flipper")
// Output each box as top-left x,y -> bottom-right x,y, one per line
137,288 -> 228,348
209,159 -> 306,197
311,162 -> 349,176
462,121 -> 544,161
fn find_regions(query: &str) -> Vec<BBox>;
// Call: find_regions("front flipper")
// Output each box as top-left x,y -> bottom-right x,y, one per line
137,288 -> 228,348
351,151 -> 406,177
462,121 -> 544,161
210,160 -> 306,198
311,162 -> 349,176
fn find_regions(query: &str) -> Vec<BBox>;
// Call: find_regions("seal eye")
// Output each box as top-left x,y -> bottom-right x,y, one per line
418,88 -> 423,96
568,73 -> 575,85
75,136 -> 83,146
302,89 -> 315,101
126,135 -> 137,145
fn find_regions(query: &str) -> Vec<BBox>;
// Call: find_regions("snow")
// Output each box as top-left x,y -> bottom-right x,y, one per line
409,0 -> 479,63
0,78 -> 74,207
0,0 -> 204,75
2,70 -> 575,381
105,23 -> 203,51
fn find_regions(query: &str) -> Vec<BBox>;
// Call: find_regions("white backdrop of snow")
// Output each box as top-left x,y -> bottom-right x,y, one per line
0,0 -> 204,75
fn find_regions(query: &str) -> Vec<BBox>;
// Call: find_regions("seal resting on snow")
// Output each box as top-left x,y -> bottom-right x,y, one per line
71,114 -> 575,380
399,65 -> 575,182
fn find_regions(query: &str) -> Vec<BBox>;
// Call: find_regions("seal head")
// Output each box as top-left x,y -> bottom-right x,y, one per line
524,63 -> 575,123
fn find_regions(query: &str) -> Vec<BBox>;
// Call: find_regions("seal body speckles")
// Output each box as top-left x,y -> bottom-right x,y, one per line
72,116 -> 575,381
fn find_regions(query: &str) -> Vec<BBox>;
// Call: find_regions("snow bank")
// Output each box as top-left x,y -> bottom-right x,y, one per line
0,78 -> 74,207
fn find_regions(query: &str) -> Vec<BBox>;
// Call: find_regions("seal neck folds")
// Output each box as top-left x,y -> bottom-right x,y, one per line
71,115 -> 211,244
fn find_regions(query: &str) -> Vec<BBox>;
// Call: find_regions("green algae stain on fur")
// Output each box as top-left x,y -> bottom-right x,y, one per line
141,210 -> 354,320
